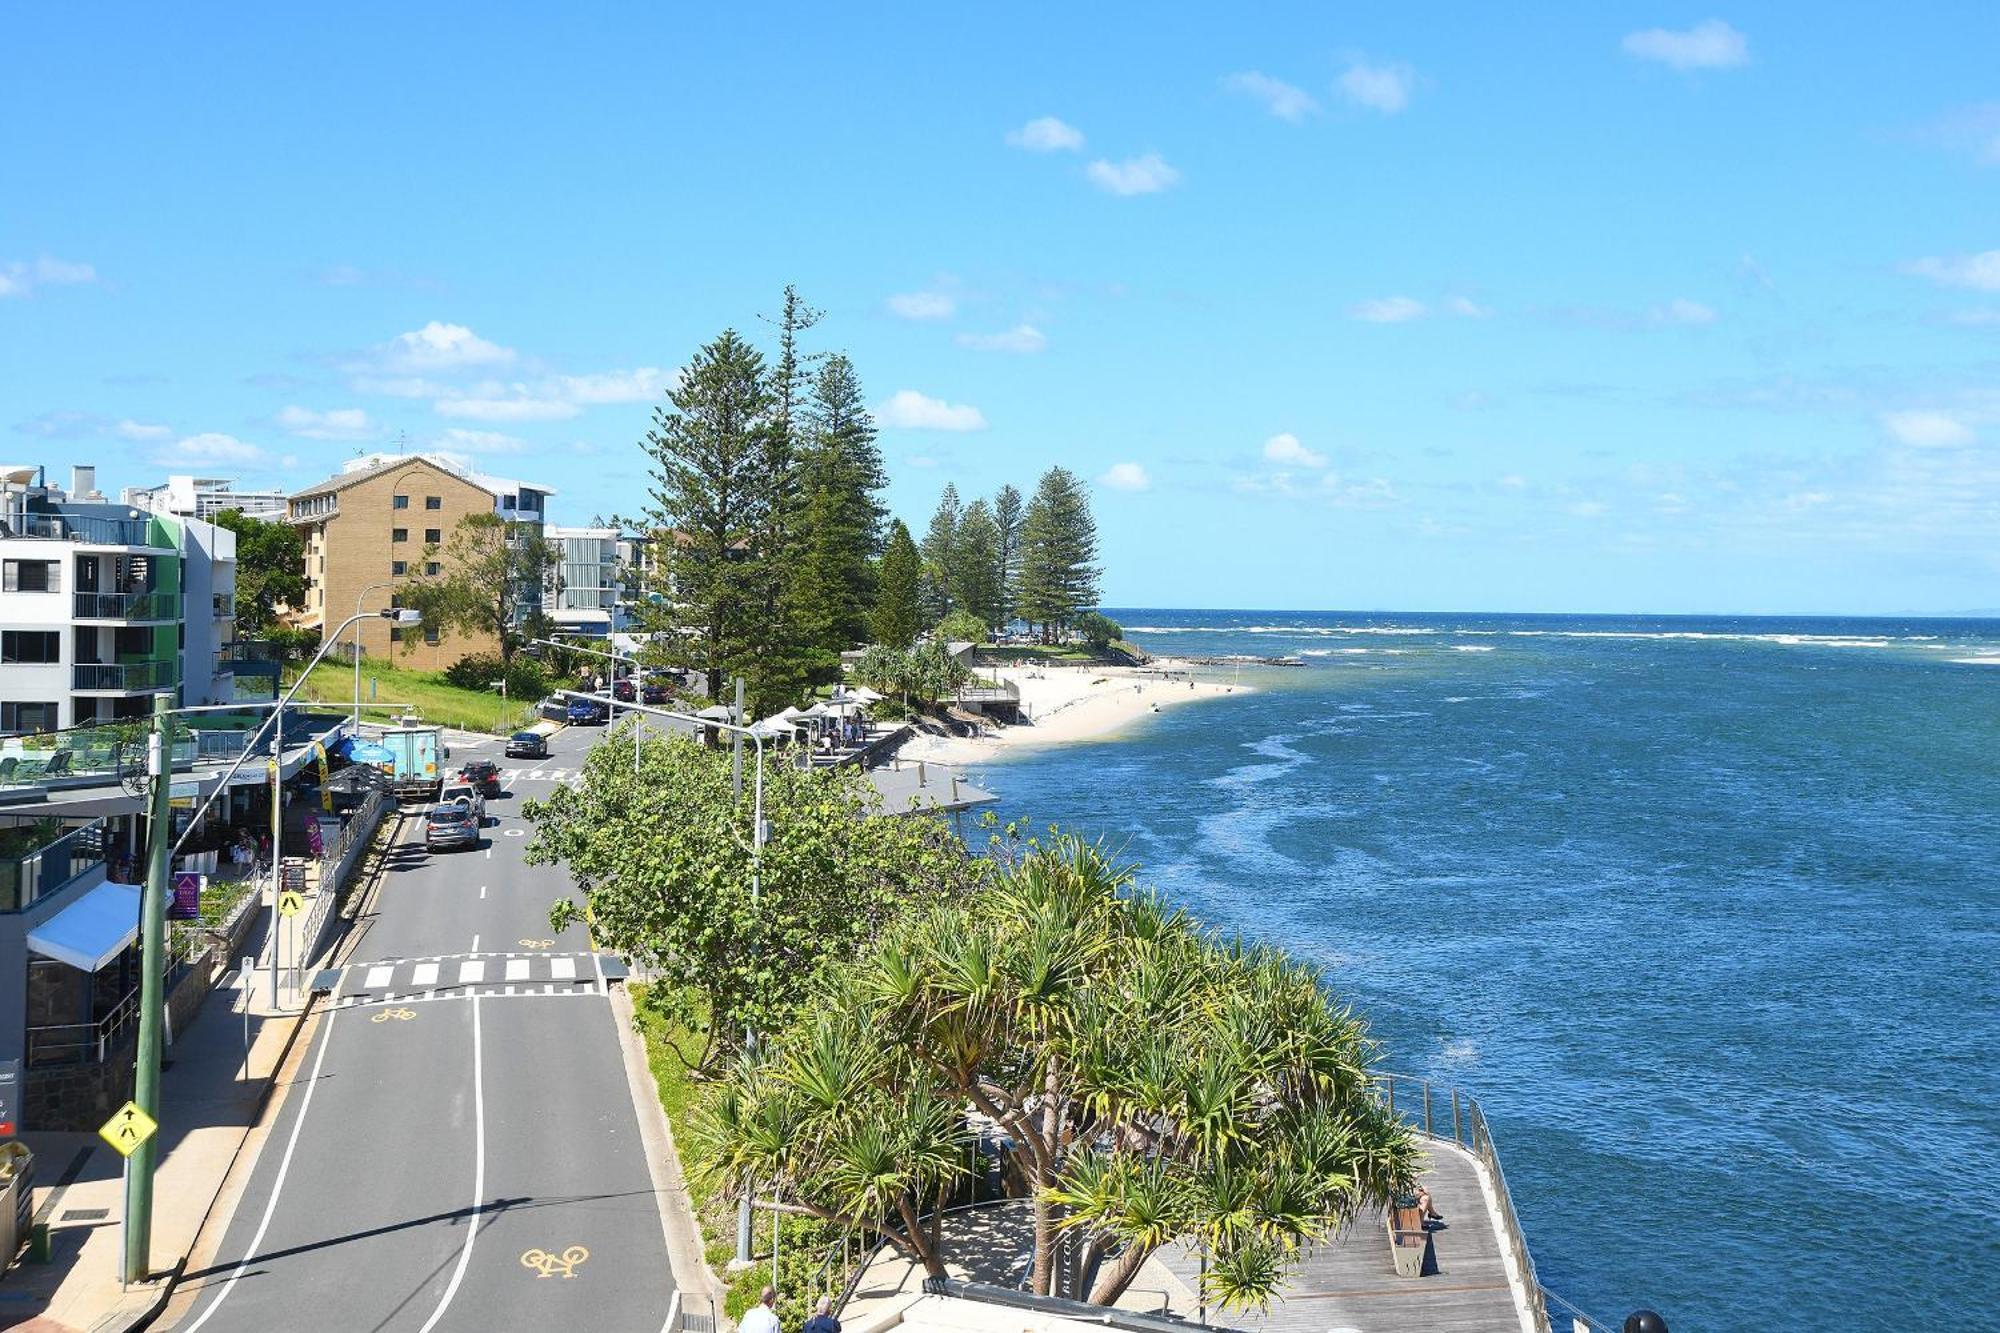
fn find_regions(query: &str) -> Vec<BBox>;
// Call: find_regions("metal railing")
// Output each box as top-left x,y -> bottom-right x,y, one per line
0,819 -> 108,912
9,512 -> 162,546
73,590 -> 181,621
25,987 -> 140,1067
72,660 -> 175,691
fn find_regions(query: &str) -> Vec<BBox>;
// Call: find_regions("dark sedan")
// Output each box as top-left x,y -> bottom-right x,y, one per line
505,731 -> 549,759
459,759 -> 502,795
641,681 -> 668,705
612,677 -> 637,702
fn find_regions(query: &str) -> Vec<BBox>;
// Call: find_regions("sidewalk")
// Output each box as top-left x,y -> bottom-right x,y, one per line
0,917 -> 323,1331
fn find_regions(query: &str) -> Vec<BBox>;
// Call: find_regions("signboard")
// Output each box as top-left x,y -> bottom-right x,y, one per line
280,862 -> 307,891
169,780 -> 201,810
98,1101 -> 158,1158
169,871 -> 204,921
0,1059 -> 19,1138
276,888 -> 306,918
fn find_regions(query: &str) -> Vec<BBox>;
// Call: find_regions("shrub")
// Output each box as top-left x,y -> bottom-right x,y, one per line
441,653 -> 548,701
1075,611 -> 1122,651
934,609 -> 989,645
263,625 -> 321,663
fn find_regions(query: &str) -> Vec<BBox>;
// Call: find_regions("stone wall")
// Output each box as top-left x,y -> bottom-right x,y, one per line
24,1054 -> 129,1130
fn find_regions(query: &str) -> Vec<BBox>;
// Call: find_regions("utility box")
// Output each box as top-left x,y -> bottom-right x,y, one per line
0,1141 -> 32,1270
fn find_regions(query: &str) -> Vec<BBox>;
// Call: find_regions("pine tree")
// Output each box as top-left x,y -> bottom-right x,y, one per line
951,499 -> 1003,629
1016,467 -> 1100,642
992,484 -> 1024,628
919,484 -> 961,624
871,520 -> 923,649
792,353 -> 886,652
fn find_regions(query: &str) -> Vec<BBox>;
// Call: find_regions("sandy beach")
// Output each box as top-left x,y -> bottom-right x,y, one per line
894,657 -> 1248,765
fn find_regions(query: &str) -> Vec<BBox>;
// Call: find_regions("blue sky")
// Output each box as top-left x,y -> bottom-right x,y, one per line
5,4 -> 1997,614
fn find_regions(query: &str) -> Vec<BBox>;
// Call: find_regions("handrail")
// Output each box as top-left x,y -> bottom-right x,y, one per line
74,589 -> 181,621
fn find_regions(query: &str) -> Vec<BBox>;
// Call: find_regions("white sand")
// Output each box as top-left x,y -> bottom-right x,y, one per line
895,657 -> 1249,765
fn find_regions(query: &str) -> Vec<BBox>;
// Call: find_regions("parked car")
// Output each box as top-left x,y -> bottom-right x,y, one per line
424,803 -> 479,852
439,780 -> 486,824
505,731 -> 549,759
459,759 -> 502,796
641,681 -> 668,705
611,677 -> 636,702
566,697 -> 607,725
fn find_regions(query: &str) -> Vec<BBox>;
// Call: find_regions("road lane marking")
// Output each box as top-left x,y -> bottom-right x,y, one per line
518,938 -> 553,950
417,995 -> 485,1333
364,965 -> 393,990
471,934 -> 480,952
412,962 -> 440,987
479,884 -> 487,899
505,829 -> 523,837
484,848 -> 492,860
520,1245 -> 589,1279
458,960 -> 485,984
370,1007 -> 417,1023
550,958 -> 576,981
505,958 -> 530,982
179,978 -> 345,1332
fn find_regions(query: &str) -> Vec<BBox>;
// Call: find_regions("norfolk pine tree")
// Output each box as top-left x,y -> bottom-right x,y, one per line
1016,466 -> 1101,640
871,520 -> 923,649
919,483 -> 961,624
992,483 -> 1024,626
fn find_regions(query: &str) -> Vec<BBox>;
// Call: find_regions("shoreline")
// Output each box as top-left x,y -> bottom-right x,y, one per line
893,655 -> 1251,766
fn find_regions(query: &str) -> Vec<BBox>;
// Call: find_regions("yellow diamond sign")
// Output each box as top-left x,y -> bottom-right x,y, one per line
99,1101 -> 158,1158
276,889 -> 306,918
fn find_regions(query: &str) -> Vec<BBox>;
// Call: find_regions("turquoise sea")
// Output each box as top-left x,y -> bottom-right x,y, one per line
964,611 -> 2000,1330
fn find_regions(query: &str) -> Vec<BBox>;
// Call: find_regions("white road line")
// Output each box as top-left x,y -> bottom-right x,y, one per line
179,982 -> 344,1332
549,958 -> 576,981
458,960 -> 485,984
505,958 -> 530,982
364,965 -> 393,990
412,962 -> 440,987
417,995 -> 485,1333
479,884 -> 487,900
471,933 -> 480,953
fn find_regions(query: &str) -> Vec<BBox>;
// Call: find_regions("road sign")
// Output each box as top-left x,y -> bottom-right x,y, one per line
169,871 -> 204,920
99,1101 -> 158,1158
276,888 -> 306,918
281,861 -> 307,891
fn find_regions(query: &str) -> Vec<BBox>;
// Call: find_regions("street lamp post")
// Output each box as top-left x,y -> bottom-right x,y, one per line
528,636 -> 647,775
352,579 -> 398,731
125,605 -> 421,1286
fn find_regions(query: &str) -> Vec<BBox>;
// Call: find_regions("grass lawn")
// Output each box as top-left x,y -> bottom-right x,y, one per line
284,656 -> 540,734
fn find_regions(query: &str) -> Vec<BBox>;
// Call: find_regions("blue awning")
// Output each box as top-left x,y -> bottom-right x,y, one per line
28,881 -> 141,972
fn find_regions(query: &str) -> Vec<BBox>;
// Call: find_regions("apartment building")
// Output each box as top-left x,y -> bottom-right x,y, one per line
286,453 -> 555,669
0,464 -> 238,733
544,524 -> 626,635
122,474 -> 287,523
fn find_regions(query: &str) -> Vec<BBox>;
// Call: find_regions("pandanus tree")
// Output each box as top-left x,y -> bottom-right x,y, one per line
695,835 -> 1420,1312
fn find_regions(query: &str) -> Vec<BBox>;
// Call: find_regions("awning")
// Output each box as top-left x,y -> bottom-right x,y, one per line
28,881 -> 141,972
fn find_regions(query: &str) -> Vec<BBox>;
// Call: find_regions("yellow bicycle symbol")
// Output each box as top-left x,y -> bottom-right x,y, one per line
371,1008 -> 417,1023
518,938 -> 555,950
520,1245 -> 589,1278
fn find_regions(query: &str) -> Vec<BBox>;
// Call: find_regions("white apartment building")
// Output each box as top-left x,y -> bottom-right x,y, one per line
1,464 -> 238,734
122,474 -> 287,523
544,525 -> 627,635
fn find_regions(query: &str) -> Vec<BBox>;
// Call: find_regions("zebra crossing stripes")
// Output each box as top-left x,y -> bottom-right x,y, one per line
333,952 -> 611,1008
501,767 -> 583,786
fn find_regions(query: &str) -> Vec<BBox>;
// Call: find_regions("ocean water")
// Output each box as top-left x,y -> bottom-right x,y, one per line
964,611 -> 2000,1330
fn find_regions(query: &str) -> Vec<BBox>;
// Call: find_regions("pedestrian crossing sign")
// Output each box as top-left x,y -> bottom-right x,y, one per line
99,1101 -> 158,1158
277,888 -> 306,918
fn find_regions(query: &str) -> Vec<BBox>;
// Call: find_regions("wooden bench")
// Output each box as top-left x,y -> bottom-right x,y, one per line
1387,1197 -> 1432,1278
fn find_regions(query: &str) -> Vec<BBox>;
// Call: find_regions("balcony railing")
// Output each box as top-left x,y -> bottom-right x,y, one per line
72,660 -> 175,691
73,590 -> 181,621
0,818 -> 108,912
7,512 -> 163,546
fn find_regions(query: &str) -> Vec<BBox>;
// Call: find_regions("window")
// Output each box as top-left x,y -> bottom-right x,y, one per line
423,626 -> 440,645
425,495 -> 441,510
393,494 -> 410,510
0,631 -> 61,663
424,528 -> 441,544
424,561 -> 440,576
2,560 -> 58,593
391,561 -> 407,576
392,528 -> 408,543
389,626 -> 403,644
0,701 -> 57,733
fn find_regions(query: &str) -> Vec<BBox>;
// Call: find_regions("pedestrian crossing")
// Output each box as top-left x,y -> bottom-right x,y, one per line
332,952 -> 608,1007
502,768 -> 585,786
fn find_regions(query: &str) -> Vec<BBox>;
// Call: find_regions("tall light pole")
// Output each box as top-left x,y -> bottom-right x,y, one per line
352,579 -> 397,731
125,605 -> 421,1285
529,636 -> 646,775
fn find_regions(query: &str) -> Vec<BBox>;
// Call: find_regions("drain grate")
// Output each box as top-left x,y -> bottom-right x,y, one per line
60,1208 -> 110,1222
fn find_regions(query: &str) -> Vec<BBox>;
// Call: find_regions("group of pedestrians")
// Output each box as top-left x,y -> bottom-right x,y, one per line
739,1288 -> 840,1333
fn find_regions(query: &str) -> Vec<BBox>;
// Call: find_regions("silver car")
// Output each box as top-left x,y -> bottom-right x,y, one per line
439,781 -> 486,825
424,803 -> 479,852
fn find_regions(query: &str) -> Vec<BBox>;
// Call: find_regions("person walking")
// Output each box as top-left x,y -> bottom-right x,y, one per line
740,1287 -> 781,1333
802,1295 -> 841,1333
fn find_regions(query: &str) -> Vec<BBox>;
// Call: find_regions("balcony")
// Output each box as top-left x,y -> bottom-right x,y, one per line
73,590 -> 182,622
7,513 -> 164,547
72,660 -> 175,692
0,818 -> 107,913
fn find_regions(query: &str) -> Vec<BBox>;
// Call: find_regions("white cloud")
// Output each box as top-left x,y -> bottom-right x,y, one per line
1656,297 -> 1718,325
436,427 -> 529,454
14,410 -> 106,438
0,256 -> 98,299
955,324 -> 1047,354
1223,71 -> 1319,122
876,390 -> 988,432
1947,308 -> 2000,326
1338,58 -> 1416,113
1086,153 -> 1181,196
115,419 -> 173,441
1881,410 -> 1975,447
434,387 -> 581,423
1567,500 -> 1609,518
1903,250 -> 2000,292
1099,462 -> 1151,492
1498,474 -> 1528,490
152,432 -> 264,466
1262,433 -> 1328,468
1351,295 -> 1427,323
1448,296 -> 1493,318
555,368 -> 674,404
1006,116 -> 1085,152
380,321 -> 516,372
887,290 -> 956,321
275,405 -> 375,441
1622,20 -> 1750,71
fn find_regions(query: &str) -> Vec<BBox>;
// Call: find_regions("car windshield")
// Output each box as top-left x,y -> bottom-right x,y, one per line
512,733 -> 537,743
428,807 -> 471,824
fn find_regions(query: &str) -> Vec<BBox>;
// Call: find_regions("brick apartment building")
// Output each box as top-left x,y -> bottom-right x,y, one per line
286,454 -> 554,671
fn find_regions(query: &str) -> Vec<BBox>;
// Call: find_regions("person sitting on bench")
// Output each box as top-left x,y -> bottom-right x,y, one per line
1416,1185 -> 1444,1224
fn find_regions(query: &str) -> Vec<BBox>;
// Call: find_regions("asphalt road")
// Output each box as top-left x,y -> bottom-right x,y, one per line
169,725 -> 675,1333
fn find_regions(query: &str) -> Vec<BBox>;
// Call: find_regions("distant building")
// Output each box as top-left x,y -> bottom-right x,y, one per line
122,474 -> 287,523
0,464 -> 238,732
544,525 -> 626,636
285,453 -> 555,668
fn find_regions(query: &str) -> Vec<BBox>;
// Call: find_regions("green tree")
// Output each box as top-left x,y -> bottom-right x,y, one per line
934,609 -> 989,646
525,731 -> 980,1067
918,483 -> 961,624
870,520 -> 923,650
950,498 -> 1002,629
697,836 -> 1417,1310
992,483 -> 1024,627
1075,610 -> 1122,652
211,508 -> 304,636
400,510 -> 558,669
1017,467 -> 1101,641
792,353 -> 887,653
